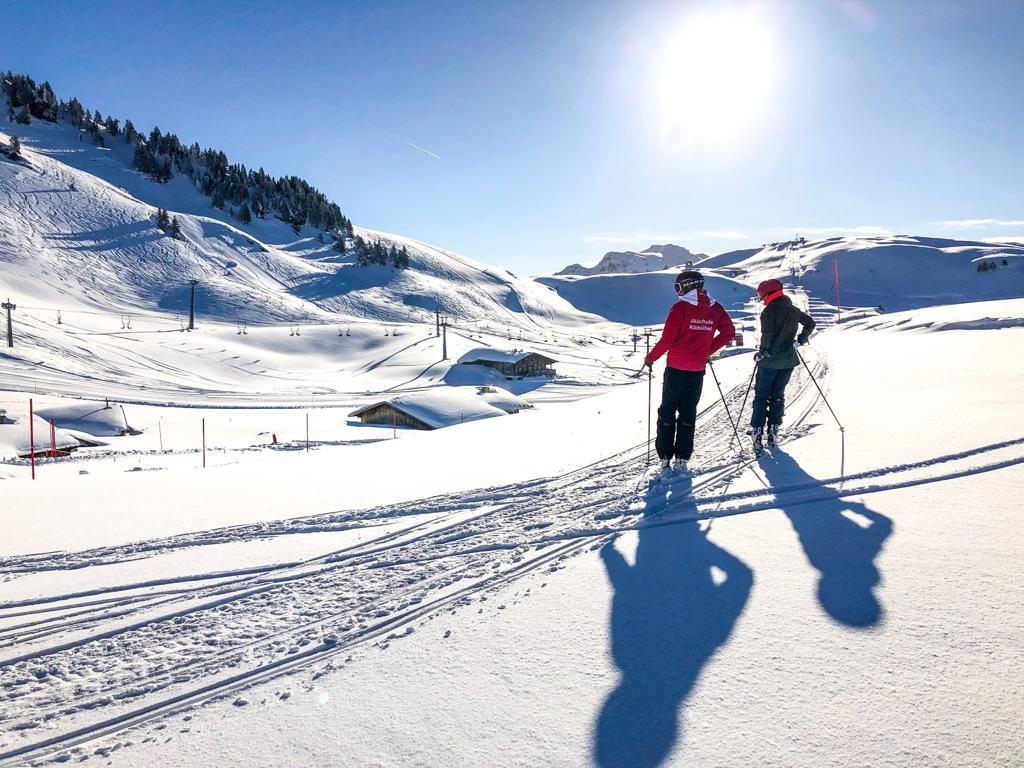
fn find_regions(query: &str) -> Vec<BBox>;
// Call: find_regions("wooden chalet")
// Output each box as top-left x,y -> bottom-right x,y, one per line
348,386 -> 531,431
348,401 -> 436,431
459,348 -> 556,378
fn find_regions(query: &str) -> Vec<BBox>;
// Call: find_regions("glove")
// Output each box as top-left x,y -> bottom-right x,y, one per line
644,357 -> 653,370
753,352 -> 766,363
796,336 -> 809,346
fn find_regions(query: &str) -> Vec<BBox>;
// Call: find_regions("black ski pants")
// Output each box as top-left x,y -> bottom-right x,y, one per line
656,367 -> 704,461
750,365 -> 794,430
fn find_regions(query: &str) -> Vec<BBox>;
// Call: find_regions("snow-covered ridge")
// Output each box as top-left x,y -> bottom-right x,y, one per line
0,117 -> 596,328
556,243 -> 705,276
537,269 -> 757,326
698,235 -> 1024,312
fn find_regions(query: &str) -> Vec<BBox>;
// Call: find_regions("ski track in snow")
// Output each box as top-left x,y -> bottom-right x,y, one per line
1,351 -> 1022,765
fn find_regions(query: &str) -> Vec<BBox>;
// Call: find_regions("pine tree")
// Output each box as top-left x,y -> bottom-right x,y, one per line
170,216 -> 182,238
239,203 -> 252,225
156,208 -> 171,231
396,245 -> 410,269
8,136 -> 22,159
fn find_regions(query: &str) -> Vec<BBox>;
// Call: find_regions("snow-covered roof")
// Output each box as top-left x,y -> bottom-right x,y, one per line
33,403 -> 134,437
349,386 -> 532,429
0,412 -> 81,459
458,348 -> 555,365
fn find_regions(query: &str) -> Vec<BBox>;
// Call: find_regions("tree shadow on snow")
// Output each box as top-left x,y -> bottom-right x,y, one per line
761,452 -> 893,628
594,474 -> 752,768
46,220 -> 160,249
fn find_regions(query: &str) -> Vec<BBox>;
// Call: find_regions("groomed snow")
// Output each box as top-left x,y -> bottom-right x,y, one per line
1,309 -> 1019,767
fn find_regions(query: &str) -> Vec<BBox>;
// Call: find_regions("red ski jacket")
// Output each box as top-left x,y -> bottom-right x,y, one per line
645,290 -> 735,372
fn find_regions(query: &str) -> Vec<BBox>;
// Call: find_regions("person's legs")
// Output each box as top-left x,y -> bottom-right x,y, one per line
655,368 -> 685,461
673,370 -> 705,461
750,366 -> 775,431
765,367 -> 794,426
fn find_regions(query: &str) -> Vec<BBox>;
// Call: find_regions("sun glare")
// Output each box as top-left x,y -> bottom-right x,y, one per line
653,8 -> 778,150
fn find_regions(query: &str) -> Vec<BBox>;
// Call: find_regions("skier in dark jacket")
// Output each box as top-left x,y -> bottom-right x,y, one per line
750,278 -> 815,452
645,271 -> 736,473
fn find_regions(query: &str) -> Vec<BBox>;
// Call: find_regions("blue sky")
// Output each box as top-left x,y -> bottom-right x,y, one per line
3,0 -> 1022,273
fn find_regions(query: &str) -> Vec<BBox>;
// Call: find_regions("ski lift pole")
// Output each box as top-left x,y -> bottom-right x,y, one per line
29,398 -> 36,480
707,360 -> 745,452
796,349 -> 845,480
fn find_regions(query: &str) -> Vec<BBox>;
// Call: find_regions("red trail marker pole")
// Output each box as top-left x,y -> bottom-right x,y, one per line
29,398 -> 36,480
50,418 -> 57,458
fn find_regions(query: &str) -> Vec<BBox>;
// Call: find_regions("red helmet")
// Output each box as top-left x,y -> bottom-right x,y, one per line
757,279 -> 783,301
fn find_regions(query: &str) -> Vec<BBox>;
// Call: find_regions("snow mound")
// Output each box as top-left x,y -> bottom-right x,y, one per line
839,297 -> 1024,333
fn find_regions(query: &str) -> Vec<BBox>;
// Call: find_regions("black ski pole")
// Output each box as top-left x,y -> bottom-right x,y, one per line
796,349 -> 845,480
731,360 -> 758,447
796,349 -> 843,429
707,359 -> 745,452
646,365 -> 653,466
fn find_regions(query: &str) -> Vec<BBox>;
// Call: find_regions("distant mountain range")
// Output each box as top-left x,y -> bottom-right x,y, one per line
555,243 -> 706,276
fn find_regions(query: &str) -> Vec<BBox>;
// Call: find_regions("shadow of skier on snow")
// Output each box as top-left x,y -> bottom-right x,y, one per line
761,451 -> 893,628
594,474 -> 752,768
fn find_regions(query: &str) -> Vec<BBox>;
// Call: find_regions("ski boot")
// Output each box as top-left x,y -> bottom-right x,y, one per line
751,428 -> 765,457
674,458 -> 689,474
766,424 -> 780,448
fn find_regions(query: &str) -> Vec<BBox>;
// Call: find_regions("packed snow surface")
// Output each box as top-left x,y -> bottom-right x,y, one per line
1,299 -> 1021,767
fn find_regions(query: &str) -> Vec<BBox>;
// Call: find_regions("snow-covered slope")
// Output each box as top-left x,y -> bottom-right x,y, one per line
698,236 -> 1024,312
556,243 -> 705,277
0,118 -> 595,328
537,269 -> 756,326
1,299 -> 1021,767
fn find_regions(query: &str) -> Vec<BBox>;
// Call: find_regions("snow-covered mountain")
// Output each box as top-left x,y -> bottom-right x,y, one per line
538,269 -> 757,326
698,235 -> 1024,312
556,243 -> 705,276
0,115 -> 594,328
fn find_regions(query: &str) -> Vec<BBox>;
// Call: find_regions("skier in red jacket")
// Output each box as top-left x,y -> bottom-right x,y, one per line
644,271 -> 736,472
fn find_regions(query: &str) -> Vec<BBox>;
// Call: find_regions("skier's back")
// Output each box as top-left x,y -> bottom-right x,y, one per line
751,279 -> 815,451
645,271 -> 735,472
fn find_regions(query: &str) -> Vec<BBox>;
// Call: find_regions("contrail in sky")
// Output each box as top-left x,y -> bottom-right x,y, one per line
402,140 -> 441,159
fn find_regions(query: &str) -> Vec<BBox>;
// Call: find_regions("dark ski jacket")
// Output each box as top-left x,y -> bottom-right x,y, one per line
758,293 -> 815,369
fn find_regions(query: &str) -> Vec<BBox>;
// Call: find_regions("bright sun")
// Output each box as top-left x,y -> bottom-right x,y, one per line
652,8 -> 778,149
